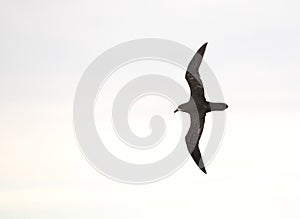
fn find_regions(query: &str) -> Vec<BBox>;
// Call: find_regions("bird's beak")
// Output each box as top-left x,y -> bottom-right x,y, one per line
174,109 -> 179,113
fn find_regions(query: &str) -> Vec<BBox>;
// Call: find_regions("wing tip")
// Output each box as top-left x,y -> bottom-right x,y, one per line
201,167 -> 207,174
197,42 -> 208,54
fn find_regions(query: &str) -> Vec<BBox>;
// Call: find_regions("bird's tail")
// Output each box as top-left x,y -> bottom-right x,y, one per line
209,102 -> 228,112
191,146 -> 207,174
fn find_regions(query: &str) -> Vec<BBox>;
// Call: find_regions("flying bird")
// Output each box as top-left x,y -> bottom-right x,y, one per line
174,43 -> 228,174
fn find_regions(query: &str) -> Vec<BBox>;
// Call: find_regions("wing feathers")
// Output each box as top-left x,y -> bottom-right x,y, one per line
184,43 -> 209,174
185,113 -> 206,174
185,43 -> 208,102
187,42 -> 207,75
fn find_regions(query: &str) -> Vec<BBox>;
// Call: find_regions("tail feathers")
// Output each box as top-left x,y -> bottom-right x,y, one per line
209,102 -> 228,111
191,146 -> 207,174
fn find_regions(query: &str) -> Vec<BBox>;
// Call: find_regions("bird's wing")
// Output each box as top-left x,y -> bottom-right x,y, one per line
185,43 -> 208,103
185,112 -> 207,174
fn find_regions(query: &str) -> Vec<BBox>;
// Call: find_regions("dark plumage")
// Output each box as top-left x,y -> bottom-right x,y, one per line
174,43 -> 228,174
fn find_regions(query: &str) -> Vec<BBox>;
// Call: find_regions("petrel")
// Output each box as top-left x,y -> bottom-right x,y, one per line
174,43 -> 228,174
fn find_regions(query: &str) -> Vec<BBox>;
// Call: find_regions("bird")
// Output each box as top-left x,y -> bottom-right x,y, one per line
174,43 -> 228,174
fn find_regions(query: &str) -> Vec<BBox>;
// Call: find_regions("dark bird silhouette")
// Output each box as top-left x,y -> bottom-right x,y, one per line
174,43 -> 228,174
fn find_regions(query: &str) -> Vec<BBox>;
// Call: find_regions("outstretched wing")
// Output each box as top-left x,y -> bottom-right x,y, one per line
185,43 -> 208,103
185,112 -> 207,174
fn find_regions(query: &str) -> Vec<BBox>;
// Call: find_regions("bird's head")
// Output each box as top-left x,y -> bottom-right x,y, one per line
174,104 -> 184,113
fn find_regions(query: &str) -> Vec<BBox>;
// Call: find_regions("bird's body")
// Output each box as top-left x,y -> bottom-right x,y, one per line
174,43 -> 228,174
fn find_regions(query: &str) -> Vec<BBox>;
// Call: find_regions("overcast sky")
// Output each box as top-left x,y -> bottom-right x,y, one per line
0,0 -> 300,218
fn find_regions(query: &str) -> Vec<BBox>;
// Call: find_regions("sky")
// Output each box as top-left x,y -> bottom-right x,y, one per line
0,0 -> 300,218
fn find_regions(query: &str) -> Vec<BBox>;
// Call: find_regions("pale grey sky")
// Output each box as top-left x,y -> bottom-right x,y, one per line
0,0 -> 300,218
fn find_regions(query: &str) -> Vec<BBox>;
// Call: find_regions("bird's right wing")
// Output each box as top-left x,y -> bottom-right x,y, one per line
185,112 -> 207,174
185,43 -> 208,103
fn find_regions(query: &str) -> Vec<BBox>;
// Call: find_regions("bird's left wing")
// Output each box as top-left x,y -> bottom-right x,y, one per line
185,112 -> 207,174
185,43 -> 208,103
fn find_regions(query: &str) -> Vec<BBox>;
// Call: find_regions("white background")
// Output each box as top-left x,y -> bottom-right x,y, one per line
1,0 -> 300,218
